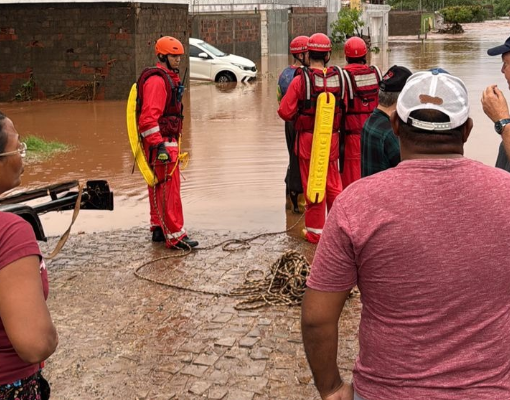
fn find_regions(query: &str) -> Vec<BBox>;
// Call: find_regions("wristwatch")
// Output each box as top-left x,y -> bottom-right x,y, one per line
495,118 -> 510,135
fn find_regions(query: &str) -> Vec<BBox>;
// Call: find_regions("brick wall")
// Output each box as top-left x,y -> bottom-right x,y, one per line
0,2 -> 188,101
388,11 -> 421,36
288,7 -> 327,46
190,13 -> 261,61
134,4 -> 189,90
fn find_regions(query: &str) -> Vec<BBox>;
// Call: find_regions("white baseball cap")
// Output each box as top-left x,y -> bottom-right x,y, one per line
396,69 -> 470,131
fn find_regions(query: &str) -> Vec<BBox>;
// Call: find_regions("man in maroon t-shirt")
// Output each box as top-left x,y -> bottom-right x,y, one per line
301,70 -> 510,400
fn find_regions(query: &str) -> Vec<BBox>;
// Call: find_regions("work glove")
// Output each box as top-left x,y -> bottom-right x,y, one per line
156,143 -> 170,162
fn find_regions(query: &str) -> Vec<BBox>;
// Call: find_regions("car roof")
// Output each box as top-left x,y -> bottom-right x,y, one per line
189,38 -> 204,45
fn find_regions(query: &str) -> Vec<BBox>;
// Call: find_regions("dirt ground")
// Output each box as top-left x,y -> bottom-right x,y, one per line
40,228 -> 361,400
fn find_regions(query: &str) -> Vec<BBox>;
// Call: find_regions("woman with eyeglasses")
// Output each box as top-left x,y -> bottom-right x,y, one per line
0,111 -> 57,400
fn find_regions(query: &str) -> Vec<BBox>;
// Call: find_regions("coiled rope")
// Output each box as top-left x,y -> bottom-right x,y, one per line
133,211 -> 310,309
230,250 -> 310,310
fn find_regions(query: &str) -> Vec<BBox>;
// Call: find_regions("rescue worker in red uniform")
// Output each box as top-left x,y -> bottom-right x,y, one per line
277,35 -> 309,214
341,36 -> 381,188
278,33 -> 345,244
137,36 -> 198,249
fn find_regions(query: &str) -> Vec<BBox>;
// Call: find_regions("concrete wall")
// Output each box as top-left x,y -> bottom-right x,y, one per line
0,2 -> 188,101
388,11 -> 421,36
289,7 -> 328,40
190,13 -> 261,61
266,9 -> 288,56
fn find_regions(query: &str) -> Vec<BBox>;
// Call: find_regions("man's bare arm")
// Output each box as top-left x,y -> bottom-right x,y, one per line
301,288 -> 352,399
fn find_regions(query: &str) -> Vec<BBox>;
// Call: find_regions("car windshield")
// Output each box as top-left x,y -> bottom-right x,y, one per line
199,41 -> 226,57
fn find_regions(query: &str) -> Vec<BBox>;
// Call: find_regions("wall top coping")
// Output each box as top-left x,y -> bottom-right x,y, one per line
0,0 -> 327,10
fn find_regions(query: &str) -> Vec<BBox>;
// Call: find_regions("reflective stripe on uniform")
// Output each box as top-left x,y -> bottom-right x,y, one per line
164,141 -> 178,148
305,227 -> 323,235
140,126 -> 160,138
313,74 -> 341,88
166,228 -> 186,239
353,72 -> 379,88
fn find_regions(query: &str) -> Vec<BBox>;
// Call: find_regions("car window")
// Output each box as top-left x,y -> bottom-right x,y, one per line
198,42 -> 226,57
189,45 -> 204,58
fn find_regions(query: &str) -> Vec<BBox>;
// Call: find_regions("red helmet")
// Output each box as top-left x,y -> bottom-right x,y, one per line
307,33 -> 331,52
289,36 -> 309,54
155,36 -> 184,56
344,36 -> 367,58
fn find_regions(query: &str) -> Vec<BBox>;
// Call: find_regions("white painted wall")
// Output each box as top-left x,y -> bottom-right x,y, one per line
362,4 -> 390,47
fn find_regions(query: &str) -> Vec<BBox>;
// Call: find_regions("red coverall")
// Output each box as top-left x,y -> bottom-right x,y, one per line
341,63 -> 380,188
278,67 -> 344,244
138,63 -> 186,246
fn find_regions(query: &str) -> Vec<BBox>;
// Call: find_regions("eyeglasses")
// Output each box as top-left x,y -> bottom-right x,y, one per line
0,142 -> 27,158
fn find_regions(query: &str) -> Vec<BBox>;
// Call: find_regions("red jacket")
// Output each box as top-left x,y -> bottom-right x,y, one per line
278,67 -> 347,160
138,63 -> 181,147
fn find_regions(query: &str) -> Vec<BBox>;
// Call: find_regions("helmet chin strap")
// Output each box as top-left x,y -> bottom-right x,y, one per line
158,54 -> 174,72
164,55 -> 173,71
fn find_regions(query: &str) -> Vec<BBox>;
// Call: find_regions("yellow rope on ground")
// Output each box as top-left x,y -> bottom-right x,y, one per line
231,250 -> 310,310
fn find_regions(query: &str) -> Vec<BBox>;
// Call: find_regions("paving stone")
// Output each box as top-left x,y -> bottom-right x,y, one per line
225,389 -> 255,400
212,313 -> 233,323
208,370 -> 229,385
247,328 -> 260,337
157,363 -> 181,375
239,336 -> 259,348
181,364 -> 208,378
188,381 -> 211,395
215,337 -> 236,348
236,360 -> 266,377
238,377 -> 269,394
208,386 -> 228,399
179,341 -> 206,353
193,354 -> 219,366
250,347 -> 272,360
258,318 -> 271,326
237,311 -> 259,318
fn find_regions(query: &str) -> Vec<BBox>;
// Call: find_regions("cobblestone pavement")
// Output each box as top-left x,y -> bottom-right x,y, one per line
40,228 -> 361,400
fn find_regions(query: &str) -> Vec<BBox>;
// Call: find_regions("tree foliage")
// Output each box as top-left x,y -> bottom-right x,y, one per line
330,8 -> 365,44
494,0 -> 510,16
439,5 -> 488,23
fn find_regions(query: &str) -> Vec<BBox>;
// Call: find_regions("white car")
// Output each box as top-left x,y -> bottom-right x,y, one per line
189,38 -> 257,83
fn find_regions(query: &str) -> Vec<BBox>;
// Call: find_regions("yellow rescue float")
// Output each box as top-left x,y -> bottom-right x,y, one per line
126,83 -> 189,187
306,91 -> 335,204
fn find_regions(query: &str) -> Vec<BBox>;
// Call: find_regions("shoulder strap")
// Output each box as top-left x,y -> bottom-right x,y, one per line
300,67 -> 312,107
342,69 -> 354,100
372,65 -> 382,82
331,66 -> 345,100
136,67 -> 176,112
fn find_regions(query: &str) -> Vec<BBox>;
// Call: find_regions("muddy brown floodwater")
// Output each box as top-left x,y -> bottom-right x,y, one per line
0,20 -> 508,239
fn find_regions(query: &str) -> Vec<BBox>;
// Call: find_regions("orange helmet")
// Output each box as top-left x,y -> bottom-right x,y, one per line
307,33 -> 331,52
344,36 -> 367,58
155,36 -> 184,56
289,36 -> 309,54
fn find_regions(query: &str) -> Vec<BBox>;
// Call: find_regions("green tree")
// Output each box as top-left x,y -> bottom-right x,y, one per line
438,5 -> 485,33
439,5 -> 487,23
330,8 -> 365,44
494,0 -> 510,16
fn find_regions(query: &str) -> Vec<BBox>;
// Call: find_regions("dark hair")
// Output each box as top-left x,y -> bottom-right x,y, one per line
398,109 -> 464,150
308,50 -> 328,63
292,53 -> 305,63
346,55 -> 367,65
0,111 -> 7,153
378,90 -> 399,107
